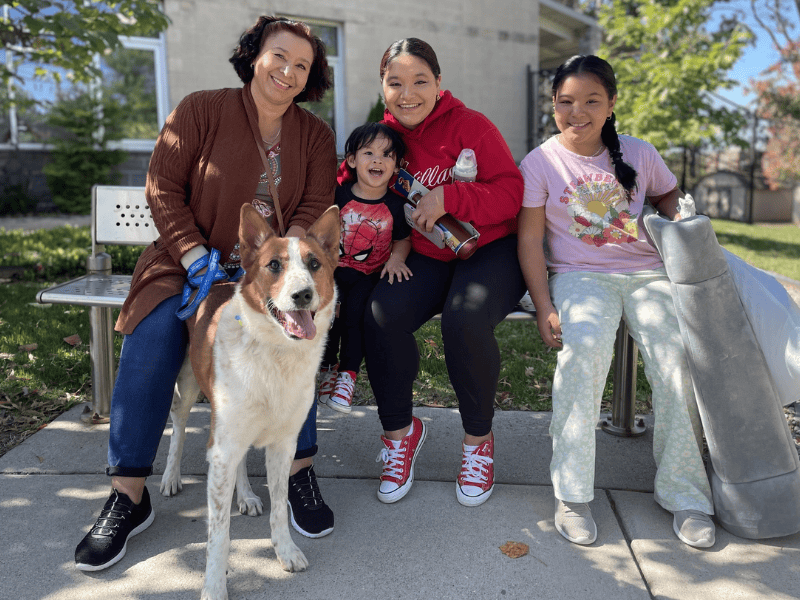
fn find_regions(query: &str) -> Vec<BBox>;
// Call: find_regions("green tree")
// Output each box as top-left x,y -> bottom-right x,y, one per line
366,95 -> 385,123
42,93 -> 127,213
0,1 -> 169,112
581,0 -> 751,181
103,46 -> 160,139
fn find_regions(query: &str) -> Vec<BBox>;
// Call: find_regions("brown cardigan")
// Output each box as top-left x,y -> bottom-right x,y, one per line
115,83 -> 337,334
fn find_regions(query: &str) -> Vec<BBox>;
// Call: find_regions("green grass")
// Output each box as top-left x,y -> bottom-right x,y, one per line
0,224 -> 143,280
0,219 -> 797,453
0,281 -> 123,449
709,218 -> 800,281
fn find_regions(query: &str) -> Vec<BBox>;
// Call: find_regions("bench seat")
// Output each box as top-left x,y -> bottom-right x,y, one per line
37,274 -> 132,308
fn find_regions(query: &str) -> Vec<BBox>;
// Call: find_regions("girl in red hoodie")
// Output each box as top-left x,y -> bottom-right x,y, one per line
349,38 -> 526,507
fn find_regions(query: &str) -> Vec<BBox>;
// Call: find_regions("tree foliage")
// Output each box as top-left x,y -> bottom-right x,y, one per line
744,0 -> 800,188
0,1 -> 169,111
581,0 -> 751,154
42,93 -> 127,213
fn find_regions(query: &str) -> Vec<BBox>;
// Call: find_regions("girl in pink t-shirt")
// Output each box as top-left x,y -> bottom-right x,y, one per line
518,55 -> 715,549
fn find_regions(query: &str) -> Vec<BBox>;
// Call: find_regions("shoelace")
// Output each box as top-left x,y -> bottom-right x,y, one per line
376,442 -> 406,480
459,451 -> 493,485
318,370 -> 337,395
291,470 -> 324,509
91,494 -> 132,536
332,373 -> 354,401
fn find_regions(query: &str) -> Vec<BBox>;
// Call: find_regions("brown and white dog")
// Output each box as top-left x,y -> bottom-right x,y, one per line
161,203 -> 339,600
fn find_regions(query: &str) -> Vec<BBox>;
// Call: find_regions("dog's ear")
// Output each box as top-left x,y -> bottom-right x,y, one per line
239,204 -> 275,264
306,205 -> 340,264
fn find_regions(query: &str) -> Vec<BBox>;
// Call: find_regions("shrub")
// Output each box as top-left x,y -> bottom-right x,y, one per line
43,94 -> 127,214
366,95 -> 385,123
0,183 -> 37,216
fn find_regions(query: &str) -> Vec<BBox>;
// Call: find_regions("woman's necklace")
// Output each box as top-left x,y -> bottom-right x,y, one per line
557,134 -> 604,157
262,126 -> 281,147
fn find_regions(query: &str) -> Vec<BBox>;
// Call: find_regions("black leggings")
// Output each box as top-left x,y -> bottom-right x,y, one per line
364,235 -> 527,436
322,266 -> 380,373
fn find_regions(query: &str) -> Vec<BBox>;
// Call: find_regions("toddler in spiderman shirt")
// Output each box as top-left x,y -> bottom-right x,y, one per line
318,122 -> 412,412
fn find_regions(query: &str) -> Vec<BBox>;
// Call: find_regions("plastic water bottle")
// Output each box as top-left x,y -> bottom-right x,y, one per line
452,148 -> 477,183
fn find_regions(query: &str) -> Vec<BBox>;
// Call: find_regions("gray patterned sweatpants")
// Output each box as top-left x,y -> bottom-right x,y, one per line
548,269 -> 713,514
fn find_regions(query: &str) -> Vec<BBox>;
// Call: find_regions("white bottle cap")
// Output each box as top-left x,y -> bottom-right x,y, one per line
453,149 -> 477,181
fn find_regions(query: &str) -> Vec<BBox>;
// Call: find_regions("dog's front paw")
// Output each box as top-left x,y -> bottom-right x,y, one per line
237,493 -> 264,516
159,473 -> 183,497
276,543 -> 308,573
200,583 -> 228,600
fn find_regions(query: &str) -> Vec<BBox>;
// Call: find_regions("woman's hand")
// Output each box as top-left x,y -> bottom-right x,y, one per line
537,303 -> 563,349
380,254 -> 413,284
411,186 -> 446,232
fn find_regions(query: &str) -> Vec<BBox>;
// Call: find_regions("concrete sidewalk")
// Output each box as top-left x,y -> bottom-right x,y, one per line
1,404 -> 798,600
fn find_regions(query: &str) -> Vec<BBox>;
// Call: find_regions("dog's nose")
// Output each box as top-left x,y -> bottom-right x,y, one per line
292,288 -> 314,307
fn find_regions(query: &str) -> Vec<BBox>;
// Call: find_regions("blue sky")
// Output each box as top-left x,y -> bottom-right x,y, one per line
712,0 -> 800,111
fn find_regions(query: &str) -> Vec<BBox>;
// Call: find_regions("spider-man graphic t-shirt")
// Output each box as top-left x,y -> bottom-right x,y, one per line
335,183 -> 412,275
520,134 -> 676,273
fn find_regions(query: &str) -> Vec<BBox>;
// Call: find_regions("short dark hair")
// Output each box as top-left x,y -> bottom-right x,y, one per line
229,15 -> 332,103
379,38 -> 441,81
344,123 -> 406,178
552,55 -> 638,194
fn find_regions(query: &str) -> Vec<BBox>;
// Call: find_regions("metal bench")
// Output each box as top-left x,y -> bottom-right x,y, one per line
36,185 -> 158,423
35,185 -> 645,436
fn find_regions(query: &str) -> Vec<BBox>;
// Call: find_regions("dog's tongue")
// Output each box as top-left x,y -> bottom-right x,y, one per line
284,310 -> 316,339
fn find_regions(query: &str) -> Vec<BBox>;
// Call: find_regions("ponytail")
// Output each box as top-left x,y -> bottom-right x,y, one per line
601,112 -> 637,194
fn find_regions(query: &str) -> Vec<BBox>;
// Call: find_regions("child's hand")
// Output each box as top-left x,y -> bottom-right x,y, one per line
380,255 -> 413,284
537,304 -> 562,349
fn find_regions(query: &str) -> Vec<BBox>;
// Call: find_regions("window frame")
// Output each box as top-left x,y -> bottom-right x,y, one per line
286,16 -> 346,155
1,31 -> 169,152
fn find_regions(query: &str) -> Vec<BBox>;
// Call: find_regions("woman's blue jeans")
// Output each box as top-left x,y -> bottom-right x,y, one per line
106,294 -> 318,478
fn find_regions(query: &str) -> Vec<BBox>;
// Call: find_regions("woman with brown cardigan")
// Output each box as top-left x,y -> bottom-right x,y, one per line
75,16 -> 337,572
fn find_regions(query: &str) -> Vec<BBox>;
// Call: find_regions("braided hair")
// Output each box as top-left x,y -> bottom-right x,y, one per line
552,55 -> 638,195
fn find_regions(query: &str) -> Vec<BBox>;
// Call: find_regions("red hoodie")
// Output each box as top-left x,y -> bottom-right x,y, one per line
338,91 -> 523,261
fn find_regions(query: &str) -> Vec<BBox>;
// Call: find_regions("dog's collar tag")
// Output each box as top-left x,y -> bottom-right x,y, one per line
235,315 -> 244,327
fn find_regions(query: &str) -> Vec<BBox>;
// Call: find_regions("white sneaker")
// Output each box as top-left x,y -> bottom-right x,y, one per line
673,510 -> 715,548
554,498 -> 597,545
327,371 -> 355,414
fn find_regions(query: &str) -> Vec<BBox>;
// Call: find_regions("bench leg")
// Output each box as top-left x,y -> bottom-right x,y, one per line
86,305 -> 115,424
600,319 -> 646,437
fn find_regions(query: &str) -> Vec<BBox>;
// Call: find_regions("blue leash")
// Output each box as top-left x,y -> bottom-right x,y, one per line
175,249 -> 244,320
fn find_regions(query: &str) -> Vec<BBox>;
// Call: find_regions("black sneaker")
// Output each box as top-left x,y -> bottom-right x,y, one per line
75,487 -> 155,571
287,465 -> 334,538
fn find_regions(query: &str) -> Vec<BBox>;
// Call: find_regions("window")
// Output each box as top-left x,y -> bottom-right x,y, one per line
290,17 -> 346,155
1,5 -> 168,150
102,35 -> 169,151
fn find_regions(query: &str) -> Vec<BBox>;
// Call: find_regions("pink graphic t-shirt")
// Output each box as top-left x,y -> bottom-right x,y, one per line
520,135 -> 676,273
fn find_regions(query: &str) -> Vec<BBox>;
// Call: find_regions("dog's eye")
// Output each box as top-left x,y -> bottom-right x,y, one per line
308,258 -> 321,271
266,259 -> 281,273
